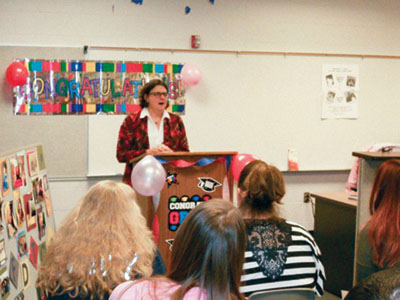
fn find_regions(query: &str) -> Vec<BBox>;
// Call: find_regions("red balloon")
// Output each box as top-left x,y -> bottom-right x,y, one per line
6,61 -> 28,87
231,153 -> 260,182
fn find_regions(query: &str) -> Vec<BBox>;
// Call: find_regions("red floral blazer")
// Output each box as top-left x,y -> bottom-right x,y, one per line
116,110 -> 189,185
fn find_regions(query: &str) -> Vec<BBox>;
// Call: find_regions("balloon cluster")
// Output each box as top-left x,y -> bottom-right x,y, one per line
131,155 -> 166,196
181,63 -> 202,87
6,61 -> 28,87
231,153 -> 260,182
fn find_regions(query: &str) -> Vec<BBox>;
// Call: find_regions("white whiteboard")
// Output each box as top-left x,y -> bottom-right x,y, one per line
87,50 -> 400,176
88,114 -> 126,176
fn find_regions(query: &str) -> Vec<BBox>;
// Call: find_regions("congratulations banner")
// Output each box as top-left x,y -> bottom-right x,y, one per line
13,59 -> 186,115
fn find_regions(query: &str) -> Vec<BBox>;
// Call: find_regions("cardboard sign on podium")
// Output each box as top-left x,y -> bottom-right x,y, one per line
134,151 -> 236,269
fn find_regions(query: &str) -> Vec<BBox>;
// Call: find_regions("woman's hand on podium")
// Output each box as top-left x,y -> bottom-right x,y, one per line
146,144 -> 173,155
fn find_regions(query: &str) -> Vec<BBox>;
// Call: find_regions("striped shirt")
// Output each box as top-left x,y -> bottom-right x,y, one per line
240,219 -> 326,298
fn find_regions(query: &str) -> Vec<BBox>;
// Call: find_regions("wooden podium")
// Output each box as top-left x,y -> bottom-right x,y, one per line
134,151 -> 237,269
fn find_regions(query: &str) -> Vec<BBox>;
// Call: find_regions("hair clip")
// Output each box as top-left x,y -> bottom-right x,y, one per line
381,146 -> 393,153
100,257 -> 107,277
89,259 -> 96,275
124,253 -> 138,280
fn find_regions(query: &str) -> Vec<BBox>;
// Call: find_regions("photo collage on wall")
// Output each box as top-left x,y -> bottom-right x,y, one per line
0,145 -> 56,300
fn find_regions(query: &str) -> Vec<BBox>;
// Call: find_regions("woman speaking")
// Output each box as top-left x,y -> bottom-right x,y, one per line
116,79 -> 189,186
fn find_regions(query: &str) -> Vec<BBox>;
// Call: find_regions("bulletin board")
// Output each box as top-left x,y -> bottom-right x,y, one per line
0,144 -> 56,300
87,49 -> 400,175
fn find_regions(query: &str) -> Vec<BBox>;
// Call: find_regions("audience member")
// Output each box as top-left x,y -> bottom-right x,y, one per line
110,199 -> 246,300
356,159 -> 400,283
345,268 -> 400,300
238,160 -> 325,298
36,180 -> 165,300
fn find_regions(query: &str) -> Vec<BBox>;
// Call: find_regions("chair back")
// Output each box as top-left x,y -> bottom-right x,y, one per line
248,288 -> 315,300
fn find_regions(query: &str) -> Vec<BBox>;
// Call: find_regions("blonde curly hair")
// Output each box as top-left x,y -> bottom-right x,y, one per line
36,180 -> 156,299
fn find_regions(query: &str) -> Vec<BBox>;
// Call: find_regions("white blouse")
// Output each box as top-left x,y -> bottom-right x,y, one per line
140,108 -> 170,149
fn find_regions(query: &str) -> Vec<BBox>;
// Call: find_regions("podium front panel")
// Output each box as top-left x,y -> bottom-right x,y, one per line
156,159 -> 227,269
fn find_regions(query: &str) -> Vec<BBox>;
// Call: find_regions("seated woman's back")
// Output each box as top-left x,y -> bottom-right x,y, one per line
36,180 -> 165,300
110,199 -> 247,300
241,218 -> 324,297
356,159 -> 400,283
237,160 -> 325,298
345,268 -> 400,300
110,280 -> 206,300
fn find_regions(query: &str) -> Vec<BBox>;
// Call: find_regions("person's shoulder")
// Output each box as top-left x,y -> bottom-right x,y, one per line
358,223 -> 370,242
285,220 -> 322,255
125,110 -> 142,120
183,287 -> 207,300
285,220 -> 317,242
110,279 -> 180,300
122,111 -> 143,126
285,220 -> 309,232
110,281 -> 140,300
168,112 -> 183,122
360,222 -> 370,234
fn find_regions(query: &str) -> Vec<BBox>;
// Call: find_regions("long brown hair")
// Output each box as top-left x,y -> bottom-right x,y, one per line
168,199 -> 246,300
368,159 -> 400,267
238,160 -> 285,219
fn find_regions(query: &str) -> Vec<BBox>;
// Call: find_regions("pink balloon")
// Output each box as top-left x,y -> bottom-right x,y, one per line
181,63 -> 202,86
131,155 -> 166,196
231,153 -> 260,182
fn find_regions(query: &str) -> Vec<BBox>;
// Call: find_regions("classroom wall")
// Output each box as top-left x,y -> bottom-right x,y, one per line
0,46 -> 86,177
1,0 -> 400,229
49,172 -> 348,230
2,0 -> 400,52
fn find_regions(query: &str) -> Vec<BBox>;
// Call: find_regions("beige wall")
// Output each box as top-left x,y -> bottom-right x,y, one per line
1,0 -> 399,229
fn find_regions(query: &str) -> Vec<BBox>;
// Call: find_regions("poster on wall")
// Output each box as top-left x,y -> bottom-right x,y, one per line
321,64 -> 359,119
12,59 -> 186,116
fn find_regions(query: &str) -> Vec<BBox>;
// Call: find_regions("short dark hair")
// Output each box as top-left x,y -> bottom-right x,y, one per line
168,199 -> 246,300
139,79 -> 169,108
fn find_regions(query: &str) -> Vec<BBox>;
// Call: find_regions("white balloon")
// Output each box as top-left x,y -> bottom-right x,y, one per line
131,155 -> 166,196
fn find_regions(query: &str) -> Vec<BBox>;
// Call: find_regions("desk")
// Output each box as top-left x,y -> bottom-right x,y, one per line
312,192 -> 357,297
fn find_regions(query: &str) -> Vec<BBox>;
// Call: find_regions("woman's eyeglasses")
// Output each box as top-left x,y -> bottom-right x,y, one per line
150,92 -> 168,97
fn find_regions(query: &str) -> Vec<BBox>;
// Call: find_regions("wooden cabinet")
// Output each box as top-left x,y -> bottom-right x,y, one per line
312,192 -> 357,297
